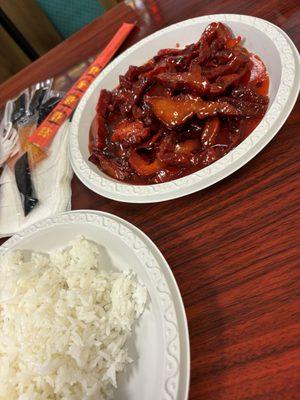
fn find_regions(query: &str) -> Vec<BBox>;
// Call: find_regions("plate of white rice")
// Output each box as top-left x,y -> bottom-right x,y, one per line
0,210 -> 190,400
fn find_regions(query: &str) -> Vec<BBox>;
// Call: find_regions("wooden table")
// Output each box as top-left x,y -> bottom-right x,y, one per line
1,1 -> 299,399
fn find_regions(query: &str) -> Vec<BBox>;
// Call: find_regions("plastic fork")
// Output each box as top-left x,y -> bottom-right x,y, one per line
0,100 -> 13,132
0,122 -> 19,167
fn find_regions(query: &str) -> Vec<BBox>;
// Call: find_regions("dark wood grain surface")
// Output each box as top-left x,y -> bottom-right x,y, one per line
1,1 -> 299,399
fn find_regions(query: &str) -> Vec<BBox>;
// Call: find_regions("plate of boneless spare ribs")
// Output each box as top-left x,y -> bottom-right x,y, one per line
69,14 -> 300,202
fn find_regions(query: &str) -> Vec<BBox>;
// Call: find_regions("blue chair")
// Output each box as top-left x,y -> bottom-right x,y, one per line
36,0 -> 105,39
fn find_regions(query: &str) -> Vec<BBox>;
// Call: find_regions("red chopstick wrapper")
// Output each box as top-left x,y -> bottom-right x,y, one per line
29,22 -> 135,149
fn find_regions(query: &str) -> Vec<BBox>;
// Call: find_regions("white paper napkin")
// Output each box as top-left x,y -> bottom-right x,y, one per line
0,121 -> 73,238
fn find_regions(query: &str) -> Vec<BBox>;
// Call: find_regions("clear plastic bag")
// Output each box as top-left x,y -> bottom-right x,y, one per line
0,79 -> 65,218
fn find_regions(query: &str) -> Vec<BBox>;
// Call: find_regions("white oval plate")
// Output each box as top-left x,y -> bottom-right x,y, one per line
69,14 -> 300,203
0,210 -> 190,400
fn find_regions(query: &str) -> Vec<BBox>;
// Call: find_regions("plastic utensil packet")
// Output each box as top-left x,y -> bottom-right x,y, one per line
0,79 -> 63,217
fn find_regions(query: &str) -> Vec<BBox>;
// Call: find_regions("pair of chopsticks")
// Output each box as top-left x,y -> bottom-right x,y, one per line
28,22 -> 135,151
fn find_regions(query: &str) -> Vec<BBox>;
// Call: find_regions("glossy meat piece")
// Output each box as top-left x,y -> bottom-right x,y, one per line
190,40 -> 211,66
155,65 -> 209,94
143,58 -> 177,79
201,117 -> 220,148
209,64 -> 249,95
129,150 -> 163,175
231,85 -> 269,104
124,61 -> 155,82
201,22 -> 233,45
90,151 -> 130,180
89,116 -> 100,151
153,167 -> 184,183
113,87 -> 135,115
131,77 -> 151,104
196,147 -> 219,166
155,61 -> 249,97
148,94 -> 240,127
157,135 -> 200,166
212,49 -> 234,64
249,54 -> 268,86
96,89 -> 111,118
89,114 -> 108,151
145,83 -> 173,97
132,105 -> 143,119
220,96 -> 268,117
156,47 -> 187,57
111,120 -> 150,145
154,43 -> 198,64
203,53 -> 248,80
226,36 -> 241,49
138,131 -> 162,150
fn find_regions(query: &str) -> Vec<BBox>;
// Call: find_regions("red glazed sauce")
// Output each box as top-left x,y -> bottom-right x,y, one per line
89,22 -> 269,184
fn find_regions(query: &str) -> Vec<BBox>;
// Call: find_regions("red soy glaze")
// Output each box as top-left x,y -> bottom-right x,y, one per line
89,22 -> 269,184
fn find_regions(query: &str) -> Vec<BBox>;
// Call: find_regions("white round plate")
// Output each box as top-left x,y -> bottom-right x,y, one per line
69,14 -> 300,203
0,210 -> 190,400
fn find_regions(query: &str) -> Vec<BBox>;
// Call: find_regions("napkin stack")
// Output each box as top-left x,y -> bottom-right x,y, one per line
0,122 -> 73,238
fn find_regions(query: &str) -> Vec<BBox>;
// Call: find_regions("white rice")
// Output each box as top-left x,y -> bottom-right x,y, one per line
0,237 -> 147,399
